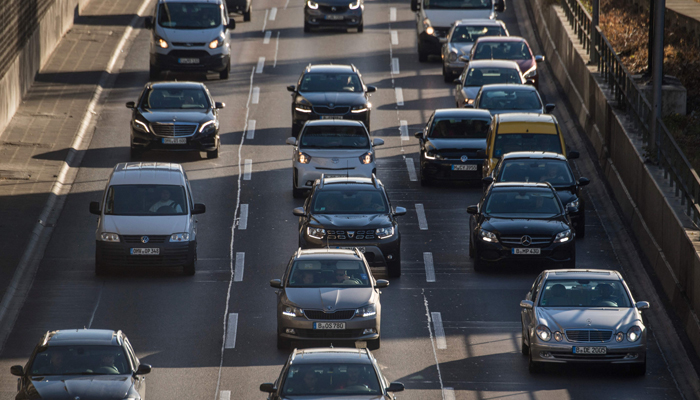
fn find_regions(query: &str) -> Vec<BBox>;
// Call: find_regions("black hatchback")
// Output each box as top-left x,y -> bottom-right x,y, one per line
127,81 -> 224,159
304,0 -> 364,32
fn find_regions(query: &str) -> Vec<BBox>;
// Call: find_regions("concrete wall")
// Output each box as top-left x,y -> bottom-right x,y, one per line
526,0 -> 700,355
0,0 -> 92,136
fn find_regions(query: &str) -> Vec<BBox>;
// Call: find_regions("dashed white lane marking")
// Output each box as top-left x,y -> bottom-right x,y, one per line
416,203 -> 428,230
443,387 -> 456,400
424,252 -> 435,282
431,312 -> 447,349
395,87 -> 404,106
390,30 -> 398,45
220,391 -> 231,400
246,119 -> 256,139
238,204 -> 249,230
244,159 -> 252,180
405,158 -> 417,181
399,120 -> 408,141
274,32 -> 281,67
269,7 -> 277,20
391,57 -> 400,74
262,9 -> 269,32
263,31 -> 272,44
284,0 -> 290,9
256,57 -> 265,73
234,252 -> 245,282
390,7 -> 396,21
423,293 -> 447,397
224,313 -> 239,348
252,87 -> 260,104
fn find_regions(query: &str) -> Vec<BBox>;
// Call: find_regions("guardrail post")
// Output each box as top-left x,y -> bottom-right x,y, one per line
591,0 -> 599,64
651,0 -> 666,161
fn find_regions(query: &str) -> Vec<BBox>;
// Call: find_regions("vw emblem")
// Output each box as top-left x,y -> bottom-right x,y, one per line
460,155 -> 468,162
520,235 -> 532,247
327,305 -> 332,311
347,231 -> 355,238
586,318 -> 592,326
141,236 -> 150,244
331,6 -> 337,11
329,102 -> 335,108
332,157 -> 340,164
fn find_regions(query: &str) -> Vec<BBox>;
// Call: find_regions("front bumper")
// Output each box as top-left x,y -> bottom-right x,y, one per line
304,7 -> 363,27
278,311 -> 379,342
294,162 -> 375,189
418,31 -> 445,55
443,58 -> 467,76
421,158 -> 483,181
475,238 -> 575,265
300,235 -> 400,270
293,109 -> 369,131
151,51 -> 229,73
131,126 -> 219,152
530,340 -> 646,364
95,240 -> 196,268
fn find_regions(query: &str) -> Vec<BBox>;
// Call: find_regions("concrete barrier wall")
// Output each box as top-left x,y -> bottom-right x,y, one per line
0,0 -> 92,136
526,0 -> 700,355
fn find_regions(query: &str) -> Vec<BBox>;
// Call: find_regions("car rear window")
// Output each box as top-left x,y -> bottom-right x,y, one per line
428,117 -> 490,139
300,125 -> 370,149
464,67 -> 522,86
451,25 -> 507,43
472,41 -> 532,61
105,184 -> 188,216
498,160 -> 575,186
493,134 -> 563,158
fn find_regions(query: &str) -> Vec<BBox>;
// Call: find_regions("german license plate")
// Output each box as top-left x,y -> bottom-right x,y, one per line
179,58 -> 199,64
325,174 -> 346,178
574,346 -> 607,354
131,248 -> 160,255
337,246 -> 365,253
321,115 -> 343,119
513,248 -> 541,255
452,164 -> 477,171
325,15 -> 344,20
163,138 -> 187,144
314,322 -> 345,329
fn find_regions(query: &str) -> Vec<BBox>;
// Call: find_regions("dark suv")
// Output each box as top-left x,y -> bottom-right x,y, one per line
294,175 -> 406,278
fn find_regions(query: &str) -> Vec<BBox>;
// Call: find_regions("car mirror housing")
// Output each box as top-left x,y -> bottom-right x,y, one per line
535,55 -> 545,62
394,207 -> 407,216
453,78 -> 461,85
520,300 -> 534,309
372,138 -> 384,146
260,383 -> 275,393
636,301 -> 650,310
467,205 -> 478,214
568,151 -> 580,160
366,85 -> 377,93
293,207 -> 306,217
270,279 -> 283,288
144,16 -> 154,29
545,104 -> 556,114
387,382 -> 405,392
286,137 -> 297,146
414,131 -> 423,139
192,203 -> 206,215
215,102 -> 226,109
566,204 -> 577,214
287,85 -> 296,92
375,279 -> 389,288
125,101 -> 135,109
10,365 -> 23,376
578,177 -> 590,186
89,201 -> 101,215
135,364 -> 152,375
458,55 -> 469,62
482,176 -> 494,186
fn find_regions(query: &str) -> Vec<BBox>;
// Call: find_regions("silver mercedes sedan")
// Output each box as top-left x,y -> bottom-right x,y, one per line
520,269 -> 649,375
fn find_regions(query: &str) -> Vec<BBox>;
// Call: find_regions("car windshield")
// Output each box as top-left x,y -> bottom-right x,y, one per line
281,363 -> 381,396
158,3 -> 222,29
312,190 -> 388,214
287,259 -> 371,287
493,134 -> 563,158
105,184 -> 188,216
484,188 -> 562,216
478,88 -> 542,111
428,117 -> 490,139
498,160 -> 575,186
472,41 -> 533,60
299,73 -> 363,93
423,0 -> 491,9
142,88 -> 210,109
29,345 -> 130,376
451,25 -> 506,43
464,67 -> 522,86
300,125 -> 370,149
539,279 -> 632,307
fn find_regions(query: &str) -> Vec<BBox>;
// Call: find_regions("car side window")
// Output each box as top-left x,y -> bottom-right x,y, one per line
530,274 -> 543,302
186,179 -> 195,210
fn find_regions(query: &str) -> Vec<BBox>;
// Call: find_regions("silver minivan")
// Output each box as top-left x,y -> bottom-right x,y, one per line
90,162 -> 205,275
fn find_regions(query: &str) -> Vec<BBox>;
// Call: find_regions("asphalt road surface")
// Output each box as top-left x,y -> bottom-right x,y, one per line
0,0 -> 689,398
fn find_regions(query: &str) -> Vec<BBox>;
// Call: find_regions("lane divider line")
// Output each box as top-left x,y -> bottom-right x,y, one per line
224,313 -> 239,348
262,9 -> 269,32
238,204 -> 248,230
443,387 -> 456,400
416,203 -> 428,230
274,32 -> 281,67
220,391 -> 231,400
390,7 -> 396,21
405,158 -> 417,182
246,119 -> 256,139
423,252 -> 435,282
395,87 -> 404,106
263,31 -> 271,44
423,292 -> 447,398
256,57 -> 265,73
431,312 -> 447,349
252,87 -> 260,104
284,0 -> 290,9
269,7 -> 277,20
244,159 -> 252,180
391,58 -> 400,75
390,30 -> 398,45
234,252 -> 245,282
399,120 -> 408,141
87,281 -> 105,328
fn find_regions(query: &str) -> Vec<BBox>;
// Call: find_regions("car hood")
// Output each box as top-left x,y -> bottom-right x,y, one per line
102,215 -> 189,235
309,214 -> 391,229
158,27 -> 222,43
515,59 -> 534,72
449,42 -> 475,56
425,138 -> 486,152
285,287 -> 373,311
537,307 -> 640,332
424,10 -> 493,27
282,396 -> 385,400
140,109 -> 212,124
28,375 -> 132,400
297,92 -> 366,107
485,108 -> 543,116
482,216 -> 568,236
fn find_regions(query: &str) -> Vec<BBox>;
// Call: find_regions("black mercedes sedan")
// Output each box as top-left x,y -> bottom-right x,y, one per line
468,182 -> 576,272
288,64 -> 376,137
127,81 -> 224,159
304,0 -> 364,32
415,108 -> 492,186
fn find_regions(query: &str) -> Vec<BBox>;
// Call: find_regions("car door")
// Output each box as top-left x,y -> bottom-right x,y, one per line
522,273 -> 543,342
455,68 -> 467,106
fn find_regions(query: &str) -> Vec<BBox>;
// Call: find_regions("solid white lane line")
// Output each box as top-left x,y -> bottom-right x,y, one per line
234,252 -> 245,282
246,119 -> 256,139
262,9 -> 269,32
224,313 -> 239,348
244,159 -> 252,180
399,120 -> 408,141
432,312 -> 447,349
263,31 -> 272,44
219,391 -> 231,400
395,87 -> 404,106
390,7 -> 396,21
443,387 -> 456,400
391,58 -> 400,74
405,158 -> 417,182
390,30 -> 398,45
424,252 -> 435,283
423,293 -> 447,398
269,7 -> 277,20
274,32 -> 281,67
256,57 -> 265,73
252,87 -> 260,104
416,203 -> 428,230
238,204 -> 248,230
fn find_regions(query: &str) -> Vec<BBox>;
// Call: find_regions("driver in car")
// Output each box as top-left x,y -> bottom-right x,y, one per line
335,365 -> 373,390
149,188 -> 183,213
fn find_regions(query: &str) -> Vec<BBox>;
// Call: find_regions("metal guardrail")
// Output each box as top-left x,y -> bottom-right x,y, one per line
561,0 -> 700,225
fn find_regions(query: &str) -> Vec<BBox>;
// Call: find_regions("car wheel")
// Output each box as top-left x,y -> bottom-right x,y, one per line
292,172 -> 305,199
521,332 -> 530,355
243,7 -> 251,21
220,61 -> 230,80
184,248 -> 197,276
304,21 -> 311,33
207,144 -> 219,159
528,351 -> 542,373
388,257 -> 401,278
418,49 -> 428,63
367,337 -> 380,350
442,66 -> 452,83
419,166 -> 431,187
630,360 -> 646,377
468,237 -> 475,259
357,23 -> 364,33
576,215 -> 586,238
149,64 -> 160,80
277,334 -> 290,350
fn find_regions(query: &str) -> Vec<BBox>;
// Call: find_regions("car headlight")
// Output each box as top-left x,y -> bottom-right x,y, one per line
536,325 -> 552,341
423,18 -> 434,36
357,304 -> 376,317
448,52 -> 459,62
133,119 -> 149,133
615,332 -> 625,342
359,152 -> 373,164
555,229 -> 573,243
155,35 -> 169,49
307,227 -> 326,239
100,233 -> 120,242
170,233 -> 190,242
349,0 -> 361,9
199,120 -> 217,133
351,105 -> 368,113
282,305 -> 304,317
294,104 -> 312,113
553,331 -> 563,342
307,0 -> 319,9
627,326 -> 642,342
524,67 -> 537,79
376,226 -> 394,239
298,152 -> 312,164
566,199 -> 580,209
466,98 -> 475,105
424,151 -> 436,160
479,228 -> 498,243
209,34 -> 225,49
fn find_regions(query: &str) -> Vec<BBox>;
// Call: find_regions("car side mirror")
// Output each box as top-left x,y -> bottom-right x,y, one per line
192,203 -> 206,215
227,20 -> 236,30
215,102 -> 225,109
635,301 -> 650,310
410,0 -> 419,11
387,382 -> 405,392
135,364 -> 152,375
566,204 -> 576,214
535,55 -> 545,62
125,101 -> 135,109
526,79 -> 536,86
414,131 -> 423,139
286,137 -> 297,146
287,85 -> 296,92
144,16 -> 153,29
375,279 -> 389,288
568,151 -> 580,160
293,207 -> 306,217
467,205 -> 478,214
10,365 -> 23,376
476,149 -> 486,158
366,85 -> 377,93
544,104 -> 556,114
270,279 -> 282,288
89,201 -> 101,215
453,78 -> 461,85
520,300 -> 534,309
260,383 -> 276,393
372,138 -> 384,146
458,55 -> 469,62
578,177 -> 590,186
482,176 -> 494,186
393,206 -> 407,216
495,0 -> 505,12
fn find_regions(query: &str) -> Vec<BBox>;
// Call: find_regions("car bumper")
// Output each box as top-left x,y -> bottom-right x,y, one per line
293,110 -> 369,130
421,158 -> 483,181
294,163 -> 375,189
443,59 -> 466,76
475,239 -> 575,265
131,127 -> 219,152
530,340 -> 646,364
95,240 -> 196,268
304,8 -> 363,27
278,314 -> 380,342
300,236 -> 400,270
418,32 -> 444,55
151,52 -> 230,73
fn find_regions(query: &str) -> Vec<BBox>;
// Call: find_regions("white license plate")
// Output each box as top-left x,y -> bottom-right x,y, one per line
337,246 -> 365,253
325,15 -> 344,20
178,58 -> 199,64
513,248 -> 541,255
321,116 -> 343,119
314,322 -> 346,330
325,174 -> 346,178
452,164 -> 478,171
163,138 -> 187,144
131,248 -> 160,255
574,346 -> 607,354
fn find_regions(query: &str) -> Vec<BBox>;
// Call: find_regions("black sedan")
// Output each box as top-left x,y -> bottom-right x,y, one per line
127,81 -> 224,159
304,0 -> 364,32
288,64 -> 376,136
483,151 -> 590,237
415,108 -> 492,186
468,182 -> 576,272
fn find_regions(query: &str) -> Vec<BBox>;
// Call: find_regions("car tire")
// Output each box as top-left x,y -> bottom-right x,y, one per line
419,167 -> 431,187
468,237 -> 475,259
528,351 -> 542,373
277,334 -> 290,350
367,337 -> 380,350
521,332 -> 530,355
207,145 -> 219,159
358,23 -> 364,33
184,248 -> 197,276
418,49 -> 428,63
243,7 -> 251,21
304,22 -> 311,33
473,248 -> 485,272
630,360 -> 646,377
220,61 -> 230,80
442,66 -> 452,83
388,258 -> 401,278
149,64 -> 160,80
292,172 -> 305,199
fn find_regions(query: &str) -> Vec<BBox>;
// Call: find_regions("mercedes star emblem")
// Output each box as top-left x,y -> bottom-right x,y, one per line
329,102 -> 334,108
587,318 -> 592,326
460,155 -> 468,162
520,235 -> 532,246
332,157 -> 340,164
141,236 -> 150,244
327,305 -> 332,310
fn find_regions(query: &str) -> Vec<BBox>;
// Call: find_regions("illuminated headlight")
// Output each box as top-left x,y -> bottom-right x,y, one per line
466,98 -> 475,105
307,0 -> 319,9
357,304 -> 377,317
536,325 -> 552,341
424,151 -> 436,160
155,35 -> 169,49
349,0 -> 361,9
553,331 -> 563,342
627,326 -> 642,342
359,152 -> 373,164
199,120 -> 217,133
209,34 -> 225,49
282,305 -> 304,317
307,227 -> 326,239
479,228 -> 498,243
448,52 -> 459,62
376,226 -> 395,239
426,26 -> 435,36
351,105 -> 368,113
524,67 -> 537,79
294,104 -> 312,113
134,120 -> 150,133
170,233 -> 190,242
100,233 -> 120,242
566,199 -> 580,209
555,229 -> 573,243
298,152 -> 312,164
615,332 -> 625,342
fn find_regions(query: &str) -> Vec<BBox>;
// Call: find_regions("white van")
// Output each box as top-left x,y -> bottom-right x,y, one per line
145,0 -> 236,79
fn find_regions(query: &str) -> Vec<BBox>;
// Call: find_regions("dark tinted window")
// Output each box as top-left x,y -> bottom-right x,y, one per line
464,67 -> 522,86
493,134 -> 563,157
300,73 -> 362,92
282,363 -> 381,396
539,280 -> 632,307
312,189 -> 387,214
472,41 -> 533,60
424,0 -> 491,9
451,25 -> 506,43
428,117 -> 490,139
498,159 -> 575,186
287,259 -> 370,287
484,188 -> 562,215
300,126 -> 369,149
478,88 -> 542,110
142,88 -> 210,109
105,185 -> 187,216
158,3 -> 222,29
29,345 -> 130,375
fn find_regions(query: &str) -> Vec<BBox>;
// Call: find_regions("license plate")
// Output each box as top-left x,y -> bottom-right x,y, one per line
452,164 -> 478,171
513,248 -> 541,255
163,138 -> 187,144
325,15 -> 344,20
321,116 -> 343,119
178,58 -> 199,64
573,346 -> 607,354
314,322 -> 346,330
325,174 -> 346,178
337,246 -> 365,253
131,248 -> 160,255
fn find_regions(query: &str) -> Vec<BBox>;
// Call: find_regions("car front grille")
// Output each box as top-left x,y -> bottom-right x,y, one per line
100,243 -> 190,267
172,42 -> 205,47
297,329 -> 365,339
327,230 -> 376,240
319,5 -> 348,13
565,330 -> 613,342
151,123 -> 198,137
500,234 -> 551,248
313,106 -> 350,115
436,149 -> 482,160
167,50 -> 211,58
304,310 -> 356,320
122,235 -> 168,244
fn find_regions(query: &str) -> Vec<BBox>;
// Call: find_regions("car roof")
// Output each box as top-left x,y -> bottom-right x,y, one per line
433,108 -> 492,119
290,348 -> 372,365
44,329 -> 122,346
157,0 -> 223,3
109,162 -> 187,186
475,36 -> 527,43
454,18 -> 505,26
495,113 -> 558,134
318,176 -> 382,190
480,83 -> 537,92
149,81 -> 206,90
501,152 -> 567,161
491,182 -> 552,189
542,269 -> 623,281
466,60 -> 521,70
305,64 -> 356,74
295,248 -> 364,261
303,119 -> 367,127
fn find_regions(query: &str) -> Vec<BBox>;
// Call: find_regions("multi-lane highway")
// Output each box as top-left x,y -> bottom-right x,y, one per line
0,0 -> 693,398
